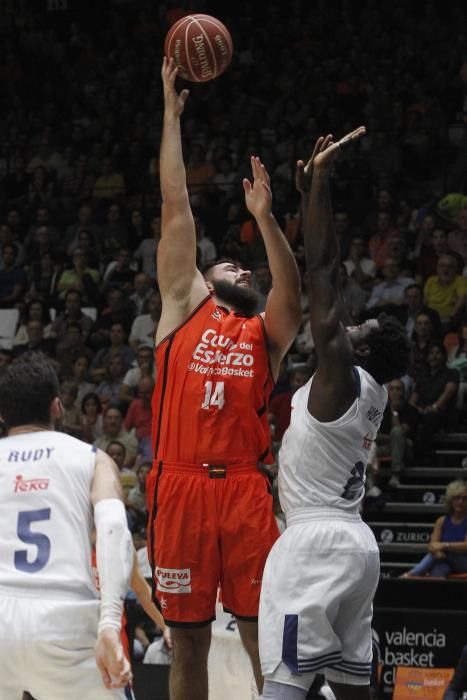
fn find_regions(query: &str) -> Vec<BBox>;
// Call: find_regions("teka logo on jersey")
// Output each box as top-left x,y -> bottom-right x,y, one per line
156,567 -> 191,593
14,474 -> 50,493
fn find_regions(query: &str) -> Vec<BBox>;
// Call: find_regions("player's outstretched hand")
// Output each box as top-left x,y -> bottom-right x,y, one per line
243,156 -> 272,220
295,134 -> 333,193
312,126 -> 366,173
96,627 -> 133,689
161,56 -> 189,118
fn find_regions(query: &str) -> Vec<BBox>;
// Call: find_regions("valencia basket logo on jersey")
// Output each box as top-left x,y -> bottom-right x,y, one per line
188,328 -> 255,378
156,567 -> 192,593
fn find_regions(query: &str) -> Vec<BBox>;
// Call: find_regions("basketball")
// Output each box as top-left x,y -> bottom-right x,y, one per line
164,14 -> 233,83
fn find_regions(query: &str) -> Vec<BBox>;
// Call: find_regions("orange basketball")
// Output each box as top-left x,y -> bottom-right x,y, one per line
164,14 -> 233,83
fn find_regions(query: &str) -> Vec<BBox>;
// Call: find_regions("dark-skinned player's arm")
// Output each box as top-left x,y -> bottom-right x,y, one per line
243,157 -> 301,379
156,57 -> 209,344
304,128 -> 366,422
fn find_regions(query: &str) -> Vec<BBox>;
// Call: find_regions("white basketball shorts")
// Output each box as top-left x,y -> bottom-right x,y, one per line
259,509 -> 380,691
0,592 -> 130,700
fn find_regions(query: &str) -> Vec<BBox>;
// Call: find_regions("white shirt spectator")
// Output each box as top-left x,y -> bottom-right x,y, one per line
129,314 -> 155,347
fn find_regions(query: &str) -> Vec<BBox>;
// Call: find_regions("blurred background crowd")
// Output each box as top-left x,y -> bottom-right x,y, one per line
1,0 -> 467,589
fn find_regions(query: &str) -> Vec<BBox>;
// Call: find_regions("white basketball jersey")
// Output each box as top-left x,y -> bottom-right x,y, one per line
0,430 -> 97,599
279,366 -> 387,515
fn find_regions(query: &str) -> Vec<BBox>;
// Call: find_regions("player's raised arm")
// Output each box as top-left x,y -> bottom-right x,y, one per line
243,156 -> 301,377
91,450 -> 133,689
156,57 -> 208,342
304,128 -> 366,421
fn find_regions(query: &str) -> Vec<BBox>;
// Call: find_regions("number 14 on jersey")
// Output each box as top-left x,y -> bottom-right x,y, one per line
202,381 -> 225,410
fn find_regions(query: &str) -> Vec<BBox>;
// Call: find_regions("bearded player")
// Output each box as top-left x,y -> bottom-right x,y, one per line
146,58 -> 301,700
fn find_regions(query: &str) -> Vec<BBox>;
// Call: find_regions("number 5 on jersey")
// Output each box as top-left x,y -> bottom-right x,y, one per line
202,381 -> 225,410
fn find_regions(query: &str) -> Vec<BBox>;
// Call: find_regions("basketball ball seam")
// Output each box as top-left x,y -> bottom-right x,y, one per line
196,15 -> 233,66
190,16 -> 218,82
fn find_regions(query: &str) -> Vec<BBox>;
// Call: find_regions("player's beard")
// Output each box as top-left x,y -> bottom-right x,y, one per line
212,279 -> 260,315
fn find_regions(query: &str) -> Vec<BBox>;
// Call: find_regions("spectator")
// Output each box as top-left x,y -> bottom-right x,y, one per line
13,320 -> 55,358
376,379 -> 419,488
67,228 -> 100,269
366,257 -> 415,312
55,322 -> 94,378
424,254 -> 467,328
402,283 -> 442,339
340,263 -> 367,322
128,291 -> 160,351
90,322 -> 135,383
96,354 -> 127,405
63,203 -> 100,252
80,391 -> 103,443
105,440 -> 136,498
69,354 -> 96,403
448,207 -> 467,265
102,247 -> 136,294
368,211 -> 401,269
133,212 -> 160,281
51,288 -> 94,341
129,272 -> 152,316
343,236 -> 377,292
0,244 -> 26,307
101,202 -> 128,260
404,480 -> 467,578
126,463 -> 150,532
57,380 -> 82,438
26,252 -> 60,305
407,312 -> 440,384
93,405 -> 138,467
27,165 -> 55,210
268,365 -> 311,442
195,216 -> 217,268
123,377 -> 154,441
89,288 -> 134,350
252,261 -> 272,313
14,300 -> 54,346
409,343 -> 459,463
56,248 -> 100,304
92,157 -> 125,202
120,343 -> 155,403
416,228 -> 464,282
0,222 -> 24,265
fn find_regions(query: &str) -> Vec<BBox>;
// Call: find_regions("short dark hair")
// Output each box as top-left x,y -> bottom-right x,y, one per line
201,258 -> 239,279
365,314 -> 411,385
81,391 -> 102,413
107,440 -> 126,458
0,353 -> 59,429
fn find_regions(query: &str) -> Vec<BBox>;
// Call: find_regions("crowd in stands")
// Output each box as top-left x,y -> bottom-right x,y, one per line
1,1 -> 467,641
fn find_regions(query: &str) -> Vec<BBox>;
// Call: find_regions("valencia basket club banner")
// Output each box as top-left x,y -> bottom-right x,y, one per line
372,608 -> 465,697
393,667 -> 454,699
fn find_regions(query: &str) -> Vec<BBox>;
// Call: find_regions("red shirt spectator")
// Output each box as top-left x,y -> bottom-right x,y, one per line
123,376 -> 153,440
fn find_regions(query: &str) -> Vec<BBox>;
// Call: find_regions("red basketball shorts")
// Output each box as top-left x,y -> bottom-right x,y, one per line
146,462 -> 279,627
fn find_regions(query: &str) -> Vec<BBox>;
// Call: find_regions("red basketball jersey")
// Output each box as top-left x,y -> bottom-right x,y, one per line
151,296 -> 274,465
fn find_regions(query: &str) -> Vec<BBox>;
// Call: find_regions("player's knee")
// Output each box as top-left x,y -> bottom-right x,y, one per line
240,632 -> 259,659
171,627 -> 211,664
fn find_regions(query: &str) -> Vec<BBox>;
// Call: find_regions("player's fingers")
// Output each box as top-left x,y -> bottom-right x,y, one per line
242,178 -> 252,194
259,162 -> 271,184
321,134 -> 334,151
261,182 -> 272,196
310,135 -> 324,158
250,155 -> 260,179
99,664 -> 112,689
180,89 -> 190,103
